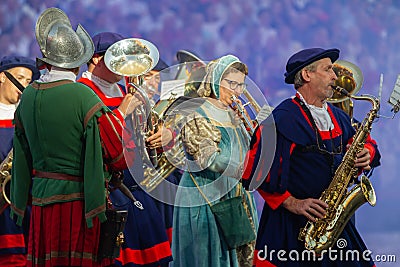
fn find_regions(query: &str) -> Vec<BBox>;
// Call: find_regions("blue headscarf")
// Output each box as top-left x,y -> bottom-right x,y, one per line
211,55 -> 240,99
198,55 -> 240,99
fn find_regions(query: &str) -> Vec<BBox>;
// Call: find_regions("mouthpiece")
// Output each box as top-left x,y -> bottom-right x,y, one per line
331,85 -> 351,97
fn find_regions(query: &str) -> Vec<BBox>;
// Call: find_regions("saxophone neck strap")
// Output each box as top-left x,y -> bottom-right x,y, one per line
294,96 -> 323,141
294,96 -> 335,175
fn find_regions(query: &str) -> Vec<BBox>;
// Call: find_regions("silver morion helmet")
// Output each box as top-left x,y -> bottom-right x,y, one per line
35,8 -> 94,69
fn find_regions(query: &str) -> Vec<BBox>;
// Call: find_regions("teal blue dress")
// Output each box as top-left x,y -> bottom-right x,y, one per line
172,99 -> 258,267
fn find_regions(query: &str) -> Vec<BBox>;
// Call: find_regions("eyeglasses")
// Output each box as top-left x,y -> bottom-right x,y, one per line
223,78 -> 247,93
315,128 -> 343,156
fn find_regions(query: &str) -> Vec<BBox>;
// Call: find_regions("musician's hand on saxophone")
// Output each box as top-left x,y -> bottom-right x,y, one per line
230,95 -> 256,134
346,144 -> 371,169
231,96 -> 250,120
282,196 -> 328,222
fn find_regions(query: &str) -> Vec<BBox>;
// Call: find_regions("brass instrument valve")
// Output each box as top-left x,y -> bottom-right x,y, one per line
115,232 -> 125,246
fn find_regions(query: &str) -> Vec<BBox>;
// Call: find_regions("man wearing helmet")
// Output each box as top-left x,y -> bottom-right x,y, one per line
10,8 -> 117,266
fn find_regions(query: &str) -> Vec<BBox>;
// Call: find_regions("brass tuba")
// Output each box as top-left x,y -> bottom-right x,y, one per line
329,60 -> 363,120
299,86 -> 379,253
104,38 -> 160,168
0,150 -> 13,213
139,99 -> 187,192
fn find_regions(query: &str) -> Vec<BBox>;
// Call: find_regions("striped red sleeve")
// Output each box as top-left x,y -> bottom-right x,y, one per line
98,112 -> 135,171
113,108 -> 125,122
257,141 -> 294,210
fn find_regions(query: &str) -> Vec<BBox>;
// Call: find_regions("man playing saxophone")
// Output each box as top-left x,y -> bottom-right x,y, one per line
242,48 -> 380,267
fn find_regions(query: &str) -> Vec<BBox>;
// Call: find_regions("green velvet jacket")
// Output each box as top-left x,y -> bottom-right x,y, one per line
10,80 -> 109,228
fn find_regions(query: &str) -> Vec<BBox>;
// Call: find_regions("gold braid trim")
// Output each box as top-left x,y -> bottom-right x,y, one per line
181,113 -> 221,169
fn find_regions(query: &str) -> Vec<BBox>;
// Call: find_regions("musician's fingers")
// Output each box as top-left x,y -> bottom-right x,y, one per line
309,204 -> 327,218
233,97 -> 242,105
146,131 -> 160,143
363,165 -> 371,171
307,207 -> 324,219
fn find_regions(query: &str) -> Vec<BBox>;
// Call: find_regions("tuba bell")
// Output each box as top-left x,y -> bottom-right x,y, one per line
104,38 -> 159,79
329,60 -> 363,120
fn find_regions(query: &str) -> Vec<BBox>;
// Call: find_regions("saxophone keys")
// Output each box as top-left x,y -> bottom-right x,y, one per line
319,235 -> 328,245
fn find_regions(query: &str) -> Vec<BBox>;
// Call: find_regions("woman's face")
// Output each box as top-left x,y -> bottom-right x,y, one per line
218,70 -> 246,106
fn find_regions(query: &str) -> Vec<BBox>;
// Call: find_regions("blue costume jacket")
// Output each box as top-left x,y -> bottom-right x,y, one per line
0,116 -> 29,262
78,77 -> 173,267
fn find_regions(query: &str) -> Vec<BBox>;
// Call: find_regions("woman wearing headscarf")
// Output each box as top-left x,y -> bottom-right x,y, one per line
172,55 -> 258,267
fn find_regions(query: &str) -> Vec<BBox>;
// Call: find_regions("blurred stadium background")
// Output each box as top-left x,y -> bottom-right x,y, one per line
2,0 -> 399,264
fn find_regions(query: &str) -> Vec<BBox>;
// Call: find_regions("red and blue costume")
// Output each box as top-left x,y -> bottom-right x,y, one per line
79,77 -> 173,267
243,95 -> 380,267
0,114 -> 30,267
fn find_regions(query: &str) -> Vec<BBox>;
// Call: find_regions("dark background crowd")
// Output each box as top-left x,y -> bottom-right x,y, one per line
1,0 -> 399,262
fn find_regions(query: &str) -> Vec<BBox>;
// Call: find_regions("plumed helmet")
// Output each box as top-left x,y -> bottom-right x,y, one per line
35,8 -> 94,69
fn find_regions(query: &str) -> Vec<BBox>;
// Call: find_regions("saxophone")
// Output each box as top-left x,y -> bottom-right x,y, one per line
299,85 -> 379,253
0,149 -> 13,213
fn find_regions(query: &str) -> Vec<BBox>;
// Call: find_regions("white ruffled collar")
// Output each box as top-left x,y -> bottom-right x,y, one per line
296,92 -> 333,131
38,67 -> 77,83
0,102 -> 16,120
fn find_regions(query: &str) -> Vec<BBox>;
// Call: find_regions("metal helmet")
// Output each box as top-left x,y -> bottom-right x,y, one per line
35,8 -> 94,69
